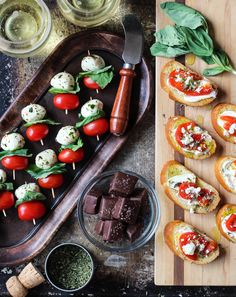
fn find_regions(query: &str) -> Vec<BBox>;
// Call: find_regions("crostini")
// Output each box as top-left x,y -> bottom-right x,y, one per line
166,116 -> 216,160
160,161 -> 220,214
216,204 -> 236,243
164,220 -> 220,264
215,156 -> 236,194
161,61 -> 218,107
212,103 -> 236,144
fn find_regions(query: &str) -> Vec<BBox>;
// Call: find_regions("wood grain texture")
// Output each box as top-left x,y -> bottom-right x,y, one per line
155,0 -> 236,286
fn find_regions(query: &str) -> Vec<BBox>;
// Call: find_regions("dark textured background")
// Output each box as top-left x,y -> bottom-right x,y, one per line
0,0 -> 235,296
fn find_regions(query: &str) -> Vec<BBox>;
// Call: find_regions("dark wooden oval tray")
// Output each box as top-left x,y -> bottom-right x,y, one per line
0,31 -> 153,266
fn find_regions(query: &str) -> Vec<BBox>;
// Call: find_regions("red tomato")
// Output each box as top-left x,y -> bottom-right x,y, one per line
175,121 -> 195,147
226,214 -> 236,232
26,124 -> 49,142
197,189 -> 212,206
53,94 -> 80,110
178,182 -> 198,200
38,174 -> 64,189
0,192 -> 14,210
169,69 -> 213,96
179,232 -> 198,260
83,118 -> 109,137
220,116 -> 236,136
204,241 -> 218,254
83,77 -> 101,90
18,201 -> 46,221
1,156 -> 28,170
58,148 -> 84,164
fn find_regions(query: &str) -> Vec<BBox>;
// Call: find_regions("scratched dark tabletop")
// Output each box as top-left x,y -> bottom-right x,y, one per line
0,0 -> 235,296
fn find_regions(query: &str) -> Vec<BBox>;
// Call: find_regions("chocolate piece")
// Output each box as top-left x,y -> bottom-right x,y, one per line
126,223 -> 143,241
102,220 -> 124,242
109,172 -> 138,197
131,188 -> 148,215
83,189 -> 102,214
95,220 -> 104,236
98,196 -> 117,220
112,197 -> 141,224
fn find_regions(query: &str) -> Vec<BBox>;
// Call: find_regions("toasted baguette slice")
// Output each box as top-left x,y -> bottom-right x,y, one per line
160,61 -> 217,107
166,116 -> 216,160
164,220 -> 220,264
160,160 -> 220,214
212,103 -> 236,144
215,156 -> 236,194
216,204 -> 236,243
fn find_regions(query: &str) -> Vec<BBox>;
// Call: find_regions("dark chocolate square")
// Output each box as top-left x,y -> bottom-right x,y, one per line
98,196 -> 117,220
83,189 -> 102,214
95,220 -> 105,236
112,197 -> 141,224
109,172 -> 138,197
131,188 -> 148,216
126,222 -> 143,242
102,220 -> 124,242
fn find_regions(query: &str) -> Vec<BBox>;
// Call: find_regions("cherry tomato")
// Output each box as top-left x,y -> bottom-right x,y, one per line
226,214 -> 236,232
175,121 -> 195,147
38,174 -> 64,189
178,182 -> 198,200
179,232 -> 198,260
26,124 -> 49,142
83,118 -> 109,137
169,69 -> 213,96
58,148 -> 84,164
18,201 -> 46,221
53,94 -> 79,110
1,156 -> 28,170
0,192 -> 14,210
83,77 -> 101,90
220,116 -> 236,136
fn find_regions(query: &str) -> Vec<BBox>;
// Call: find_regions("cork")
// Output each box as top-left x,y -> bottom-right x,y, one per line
6,276 -> 28,297
18,263 -> 45,289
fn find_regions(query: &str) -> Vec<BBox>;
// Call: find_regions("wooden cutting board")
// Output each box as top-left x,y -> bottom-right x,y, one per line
155,0 -> 236,286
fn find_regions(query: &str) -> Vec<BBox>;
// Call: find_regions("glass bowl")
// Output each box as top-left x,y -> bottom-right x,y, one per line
77,170 -> 160,253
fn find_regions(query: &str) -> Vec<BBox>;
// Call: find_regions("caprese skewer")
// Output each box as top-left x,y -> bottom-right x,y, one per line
77,52 -> 114,93
0,132 -> 32,180
76,99 -> 109,141
15,183 -> 46,225
21,103 -> 60,146
0,169 -> 14,217
27,149 -> 66,198
49,72 -> 80,115
56,126 -> 84,170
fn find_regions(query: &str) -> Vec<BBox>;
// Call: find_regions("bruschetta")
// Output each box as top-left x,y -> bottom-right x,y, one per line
161,61 -> 218,107
164,220 -> 220,264
216,204 -> 236,243
212,103 -> 236,144
215,156 -> 236,194
165,116 -> 216,160
160,161 -> 220,214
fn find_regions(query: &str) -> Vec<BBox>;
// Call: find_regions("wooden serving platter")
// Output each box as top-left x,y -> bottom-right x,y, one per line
0,31 -> 153,266
155,0 -> 236,286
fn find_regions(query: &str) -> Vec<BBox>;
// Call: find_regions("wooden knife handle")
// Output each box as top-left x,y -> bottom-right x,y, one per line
110,68 -> 136,136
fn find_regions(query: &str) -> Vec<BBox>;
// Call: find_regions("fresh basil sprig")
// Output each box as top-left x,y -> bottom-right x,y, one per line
27,163 -> 66,179
77,66 -> 114,89
24,119 -> 61,128
0,149 -> 32,161
0,183 -> 13,191
76,110 -> 105,128
49,82 -> 80,95
60,138 -> 84,152
15,191 -> 46,207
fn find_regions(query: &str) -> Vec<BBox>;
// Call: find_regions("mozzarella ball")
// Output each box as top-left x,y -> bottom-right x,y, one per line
15,183 -> 40,200
1,133 -> 25,151
56,126 -> 79,145
35,149 -> 57,169
0,169 -> 7,183
81,55 -> 105,72
21,104 -> 46,123
50,72 -> 75,91
81,99 -> 103,118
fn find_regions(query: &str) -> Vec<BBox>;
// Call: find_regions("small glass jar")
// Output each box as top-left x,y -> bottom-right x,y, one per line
57,0 -> 120,27
0,0 -> 52,58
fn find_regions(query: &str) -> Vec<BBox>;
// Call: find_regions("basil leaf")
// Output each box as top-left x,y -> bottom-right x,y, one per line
150,42 -> 190,57
0,149 -> 32,161
60,138 -> 84,152
15,191 -> 46,207
0,183 -> 13,191
203,66 -> 225,77
49,82 -> 80,94
76,110 -> 105,128
161,2 -> 208,31
77,65 -> 113,79
24,119 -> 61,127
201,55 -> 215,65
155,25 -> 186,46
27,163 -> 66,179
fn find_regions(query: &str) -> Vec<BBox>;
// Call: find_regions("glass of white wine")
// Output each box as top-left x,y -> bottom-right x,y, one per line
57,0 -> 120,27
0,0 -> 51,57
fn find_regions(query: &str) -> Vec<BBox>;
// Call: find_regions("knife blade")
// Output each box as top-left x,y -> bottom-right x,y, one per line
110,14 -> 144,136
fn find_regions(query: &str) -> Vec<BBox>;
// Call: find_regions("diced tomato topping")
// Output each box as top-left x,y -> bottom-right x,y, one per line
179,182 -> 198,200
178,183 -> 212,206
220,115 -> 236,136
179,232 -> 198,260
197,189 -> 212,207
175,122 -> 195,147
226,214 -> 236,232
169,69 -> 213,96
